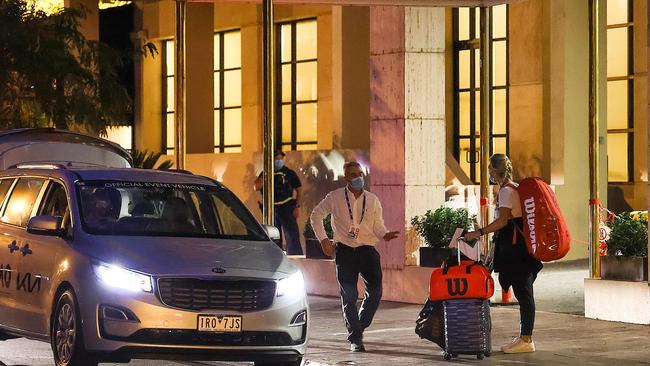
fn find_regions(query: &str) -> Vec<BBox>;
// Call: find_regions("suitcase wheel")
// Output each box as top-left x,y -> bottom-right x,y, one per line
443,353 -> 452,361
477,353 -> 484,360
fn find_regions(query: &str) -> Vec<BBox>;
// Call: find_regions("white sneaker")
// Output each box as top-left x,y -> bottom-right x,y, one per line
500,336 -> 521,352
502,338 -> 535,354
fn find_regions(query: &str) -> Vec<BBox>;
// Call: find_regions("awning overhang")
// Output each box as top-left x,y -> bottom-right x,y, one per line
185,0 -> 519,7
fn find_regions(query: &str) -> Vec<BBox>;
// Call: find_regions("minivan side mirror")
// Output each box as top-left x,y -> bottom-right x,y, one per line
264,225 -> 281,242
27,215 -> 64,236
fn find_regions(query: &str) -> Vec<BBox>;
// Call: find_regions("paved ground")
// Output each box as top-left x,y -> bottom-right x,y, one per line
499,259 -> 589,315
2,260 -> 648,366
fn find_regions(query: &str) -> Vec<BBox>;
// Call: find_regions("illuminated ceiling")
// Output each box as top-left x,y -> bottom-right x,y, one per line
31,0 -> 518,14
30,0 -> 132,14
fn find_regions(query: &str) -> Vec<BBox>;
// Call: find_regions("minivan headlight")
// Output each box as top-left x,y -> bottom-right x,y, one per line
276,271 -> 305,298
92,263 -> 153,293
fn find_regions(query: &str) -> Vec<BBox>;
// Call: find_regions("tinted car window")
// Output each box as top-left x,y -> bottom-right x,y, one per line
40,181 -> 70,218
0,179 -> 15,208
212,194 -> 248,236
2,178 -> 45,227
77,180 -> 267,240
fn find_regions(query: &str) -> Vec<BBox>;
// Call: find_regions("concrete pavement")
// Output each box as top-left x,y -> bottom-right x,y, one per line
306,295 -> 650,365
1,293 -> 650,365
0,260 -> 643,366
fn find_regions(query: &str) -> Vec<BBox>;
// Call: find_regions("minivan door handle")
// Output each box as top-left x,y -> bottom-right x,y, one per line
7,241 -> 18,253
20,243 -> 32,256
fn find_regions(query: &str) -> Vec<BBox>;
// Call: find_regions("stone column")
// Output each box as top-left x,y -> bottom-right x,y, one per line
185,2 -> 214,154
510,0 -> 544,178
646,0 -> 650,284
334,6 -> 370,149
550,0 -> 607,261
369,7 -> 446,269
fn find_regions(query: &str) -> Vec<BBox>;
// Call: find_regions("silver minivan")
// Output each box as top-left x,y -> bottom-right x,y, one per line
0,129 -> 308,366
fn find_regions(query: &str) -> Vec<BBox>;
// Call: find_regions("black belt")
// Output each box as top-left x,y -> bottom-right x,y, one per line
336,242 -> 374,251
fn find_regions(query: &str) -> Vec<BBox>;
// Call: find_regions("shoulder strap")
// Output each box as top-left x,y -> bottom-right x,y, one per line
512,219 -> 526,245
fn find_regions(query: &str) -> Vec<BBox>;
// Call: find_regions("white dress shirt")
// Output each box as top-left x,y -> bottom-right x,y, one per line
310,186 -> 389,247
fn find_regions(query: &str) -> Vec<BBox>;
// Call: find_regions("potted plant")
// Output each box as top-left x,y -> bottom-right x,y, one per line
601,211 -> 648,281
304,215 -> 334,259
411,207 -> 476,267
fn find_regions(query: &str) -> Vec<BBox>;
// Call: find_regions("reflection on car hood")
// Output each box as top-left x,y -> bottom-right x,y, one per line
77,236 -> 294,278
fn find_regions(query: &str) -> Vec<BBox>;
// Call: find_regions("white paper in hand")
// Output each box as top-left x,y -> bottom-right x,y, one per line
448,227 -> 480,261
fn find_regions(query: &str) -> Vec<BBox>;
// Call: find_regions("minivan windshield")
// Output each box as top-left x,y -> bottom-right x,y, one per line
77,180 -> 267,240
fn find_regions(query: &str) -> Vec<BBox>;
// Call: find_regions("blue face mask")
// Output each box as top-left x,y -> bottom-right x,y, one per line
274,159 -> 284,170
349,176 -> 364,190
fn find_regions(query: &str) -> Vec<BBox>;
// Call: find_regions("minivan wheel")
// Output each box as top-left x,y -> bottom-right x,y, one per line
51,290 -> 98,366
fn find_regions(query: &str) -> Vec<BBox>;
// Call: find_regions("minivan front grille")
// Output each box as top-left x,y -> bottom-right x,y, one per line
107,329 -> 299,346
157,278 -> 277,312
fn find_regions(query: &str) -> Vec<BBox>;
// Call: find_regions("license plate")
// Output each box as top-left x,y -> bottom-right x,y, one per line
197,315 -> 242,332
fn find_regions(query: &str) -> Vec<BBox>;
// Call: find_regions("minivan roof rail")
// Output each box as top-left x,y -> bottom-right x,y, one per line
14,163 -> 68,170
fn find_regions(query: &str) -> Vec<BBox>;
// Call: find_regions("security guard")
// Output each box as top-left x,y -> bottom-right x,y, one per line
255,150 -> 303,255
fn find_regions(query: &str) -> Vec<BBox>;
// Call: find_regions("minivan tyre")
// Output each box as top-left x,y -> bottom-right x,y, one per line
51,290 -> 98,366
255,357 -> 304,366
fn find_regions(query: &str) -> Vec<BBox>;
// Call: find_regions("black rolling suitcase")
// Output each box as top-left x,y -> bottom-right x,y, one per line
442,298 -> 491,360
442,237 -> 492,360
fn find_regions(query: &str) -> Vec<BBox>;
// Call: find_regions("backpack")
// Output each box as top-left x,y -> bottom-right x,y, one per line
508,177 -> 571,262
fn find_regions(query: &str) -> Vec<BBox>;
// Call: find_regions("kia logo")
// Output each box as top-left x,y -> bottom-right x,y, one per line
211,267 -> 227,274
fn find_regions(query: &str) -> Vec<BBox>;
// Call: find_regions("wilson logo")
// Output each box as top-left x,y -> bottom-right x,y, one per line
524,197 -> 537,252
445,278 -> 468,296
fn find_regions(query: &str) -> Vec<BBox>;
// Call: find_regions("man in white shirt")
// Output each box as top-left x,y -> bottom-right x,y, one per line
310,161 -> 399,352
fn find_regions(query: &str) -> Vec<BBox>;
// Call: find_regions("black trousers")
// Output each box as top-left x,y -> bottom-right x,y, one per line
500,271 -> 537,336
274,203 -> 302,255
335,243 -> 382,342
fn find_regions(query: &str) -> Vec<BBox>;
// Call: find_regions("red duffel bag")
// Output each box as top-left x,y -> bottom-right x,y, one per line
429,243 -> 494,301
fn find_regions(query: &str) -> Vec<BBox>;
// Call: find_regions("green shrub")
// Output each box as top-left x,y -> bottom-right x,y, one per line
411,207 -> 476,248
607,212 -> 648,258
304,215 -> 333,240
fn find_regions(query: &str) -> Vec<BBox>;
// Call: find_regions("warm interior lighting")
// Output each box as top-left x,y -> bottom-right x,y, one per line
28,1 -> 132,15
99,1 -> 131,10
105,126 -> 132,150
4,199 -> 28,223
29,0 -> 63,14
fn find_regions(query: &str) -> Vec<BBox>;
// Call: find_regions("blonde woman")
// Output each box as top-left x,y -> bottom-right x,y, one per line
465,154 -> 542,354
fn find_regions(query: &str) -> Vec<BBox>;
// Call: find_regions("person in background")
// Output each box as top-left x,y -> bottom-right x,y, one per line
254,150 -> 303,255
310,161 -> 399,352
465,153 -> 542,354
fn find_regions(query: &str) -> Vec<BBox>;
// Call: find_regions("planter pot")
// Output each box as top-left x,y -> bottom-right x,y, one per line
306,238 -> 331,259
419,247 -> 452,267
601,256 -> 648,282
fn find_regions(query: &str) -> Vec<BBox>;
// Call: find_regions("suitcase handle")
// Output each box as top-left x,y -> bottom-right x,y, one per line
441,235 -> 483,275
457,235 -> 482,264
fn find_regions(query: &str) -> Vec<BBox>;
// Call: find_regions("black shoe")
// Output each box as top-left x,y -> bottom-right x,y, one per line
350,340 -> 366,352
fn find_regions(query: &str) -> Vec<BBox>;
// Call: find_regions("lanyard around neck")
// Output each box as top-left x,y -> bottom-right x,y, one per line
345,189 -> 366,225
